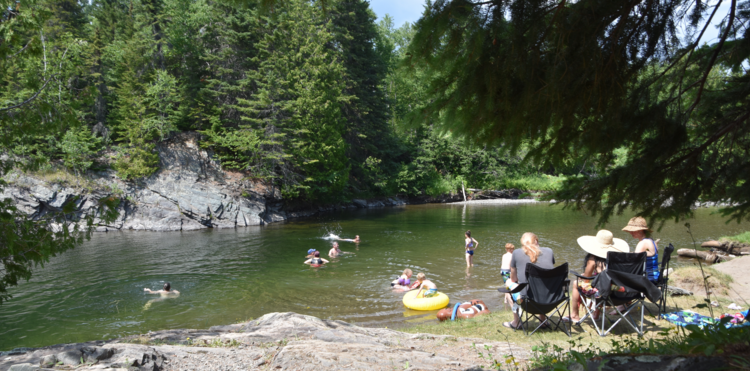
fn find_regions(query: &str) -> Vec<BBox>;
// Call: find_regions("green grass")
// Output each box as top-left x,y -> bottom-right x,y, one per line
399,265 -> 748,370
494,174 -> 566,192
720,231 -> 750,244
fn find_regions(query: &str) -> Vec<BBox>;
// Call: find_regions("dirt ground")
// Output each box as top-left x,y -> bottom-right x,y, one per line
711,255 -> 750,305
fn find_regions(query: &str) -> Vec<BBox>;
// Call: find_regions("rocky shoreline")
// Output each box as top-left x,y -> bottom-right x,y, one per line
0,312 -> 530,371
1,132 -> 532,233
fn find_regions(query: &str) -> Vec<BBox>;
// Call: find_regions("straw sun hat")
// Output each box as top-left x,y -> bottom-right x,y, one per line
577,230 -> 630,259
622,216 -> 652,233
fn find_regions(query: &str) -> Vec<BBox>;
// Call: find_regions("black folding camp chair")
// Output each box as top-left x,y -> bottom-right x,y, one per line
499,263 -> 571,336
655,243 -> 675,317
573,252 -> 661,336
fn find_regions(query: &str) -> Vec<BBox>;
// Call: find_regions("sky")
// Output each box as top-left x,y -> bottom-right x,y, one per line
368,0 -> 426,28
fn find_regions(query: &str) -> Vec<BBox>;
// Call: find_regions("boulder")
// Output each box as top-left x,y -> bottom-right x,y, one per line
352,199 -> 368,208
38,354 -> 57,368
82,346 -> 114,362
55,349 -> 83,366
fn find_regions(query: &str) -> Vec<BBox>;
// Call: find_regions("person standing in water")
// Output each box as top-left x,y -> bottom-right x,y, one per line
464,230 -> 479,267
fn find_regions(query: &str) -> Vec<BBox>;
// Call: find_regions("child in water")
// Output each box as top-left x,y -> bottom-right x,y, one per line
465,230 -> 479,267
501,243 -> 515,307
415,272 -> 438,298
501,243 -> 514,282
391,268 -> 416,290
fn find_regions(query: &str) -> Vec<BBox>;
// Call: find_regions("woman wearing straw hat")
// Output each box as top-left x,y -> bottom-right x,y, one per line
623,216 -> 660,283
564,230 -> 629,324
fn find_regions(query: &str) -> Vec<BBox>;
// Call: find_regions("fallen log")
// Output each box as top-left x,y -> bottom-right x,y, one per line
700,240 -> 750,254
677,248 -> 734,263
701,240 -> 722,248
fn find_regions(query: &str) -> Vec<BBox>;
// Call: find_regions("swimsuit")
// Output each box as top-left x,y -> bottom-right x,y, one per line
311,258 -> 323,265
421,288 -> 438,298
501,269 -> 511,282
398,277 -> 410,286
466,240 -> 474,255
644,238 -> 660,283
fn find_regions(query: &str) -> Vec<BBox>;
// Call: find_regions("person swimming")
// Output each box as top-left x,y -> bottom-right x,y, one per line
144,282 -> 180,296
143,283 -> 179,311
392,268 -> 418,291
304,251 -> 329,267
338,235 -> 360,243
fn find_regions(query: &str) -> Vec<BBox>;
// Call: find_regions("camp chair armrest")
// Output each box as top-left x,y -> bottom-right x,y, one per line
497,283 -> 527,294
570,270 -> 595,280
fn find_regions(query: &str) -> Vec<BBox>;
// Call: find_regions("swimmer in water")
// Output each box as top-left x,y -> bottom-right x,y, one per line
304,251 -> 329,266
143,283 -> 179,311
328,242 -> 353,257
144,282 -> 180,295
338,235 -> 361,243
465,230 -> 479,267
306,248 -> 317,258
391,268 -> 417,291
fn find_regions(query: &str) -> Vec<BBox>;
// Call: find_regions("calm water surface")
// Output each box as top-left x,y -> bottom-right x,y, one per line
2,202 -> 748,350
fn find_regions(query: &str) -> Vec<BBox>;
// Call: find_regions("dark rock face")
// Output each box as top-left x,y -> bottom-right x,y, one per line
1,133 -> 273,232
1,133 -> 411,232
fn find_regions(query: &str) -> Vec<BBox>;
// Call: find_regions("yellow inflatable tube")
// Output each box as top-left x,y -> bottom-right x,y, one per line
402,290 -> 450,311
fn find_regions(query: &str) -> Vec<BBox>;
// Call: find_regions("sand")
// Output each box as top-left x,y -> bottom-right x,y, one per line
711,255 -> 750,306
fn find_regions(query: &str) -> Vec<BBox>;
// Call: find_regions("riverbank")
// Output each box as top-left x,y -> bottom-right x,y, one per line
0,312 -> 529,371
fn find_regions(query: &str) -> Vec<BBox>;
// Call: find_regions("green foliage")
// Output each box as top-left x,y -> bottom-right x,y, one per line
59,127 -> 102,174
720,231 -> 750,245
409,0 -> 750,225
113,146 -> 159,180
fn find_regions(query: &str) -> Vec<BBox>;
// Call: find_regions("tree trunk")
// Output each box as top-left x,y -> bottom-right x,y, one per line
677,248 -> 734,263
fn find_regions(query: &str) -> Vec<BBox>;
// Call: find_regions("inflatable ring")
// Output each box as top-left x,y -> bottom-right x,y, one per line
402,290 -> 450,311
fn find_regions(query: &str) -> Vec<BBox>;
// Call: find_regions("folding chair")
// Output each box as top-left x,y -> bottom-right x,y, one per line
573,252 -> 661,336
499,263 -> 571,336
655,243 -> 675,317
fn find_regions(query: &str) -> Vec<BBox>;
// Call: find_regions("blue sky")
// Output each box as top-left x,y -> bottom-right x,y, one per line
368,0 -> 427,28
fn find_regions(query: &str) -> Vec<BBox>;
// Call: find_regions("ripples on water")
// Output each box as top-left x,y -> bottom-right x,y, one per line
1,203 -> 748,350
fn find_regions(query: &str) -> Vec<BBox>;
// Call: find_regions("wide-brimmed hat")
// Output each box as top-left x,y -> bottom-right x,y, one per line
577,230 -> 630,259
622,216 -> 652,233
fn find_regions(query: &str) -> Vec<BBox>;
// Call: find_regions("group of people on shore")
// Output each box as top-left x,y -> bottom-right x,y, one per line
498,216 -> 659,329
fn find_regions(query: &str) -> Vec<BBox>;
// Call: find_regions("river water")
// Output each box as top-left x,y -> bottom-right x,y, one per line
2,201 -> 748,350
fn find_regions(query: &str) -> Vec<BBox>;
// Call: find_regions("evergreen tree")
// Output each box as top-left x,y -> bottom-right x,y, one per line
331,0 -> 395,195
409,0 -> 750,224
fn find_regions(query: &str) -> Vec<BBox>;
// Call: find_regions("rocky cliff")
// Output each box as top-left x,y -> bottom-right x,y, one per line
1,133 -> 408,232
2,133 -> 273,231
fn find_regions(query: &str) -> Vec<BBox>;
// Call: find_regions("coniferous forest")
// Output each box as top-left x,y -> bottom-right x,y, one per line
1,0 -> 568,205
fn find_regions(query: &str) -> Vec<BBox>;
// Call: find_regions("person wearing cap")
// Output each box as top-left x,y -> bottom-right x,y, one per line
564,230 -> 629,324
306,249 -> 317,258
623,216 -> 659,283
